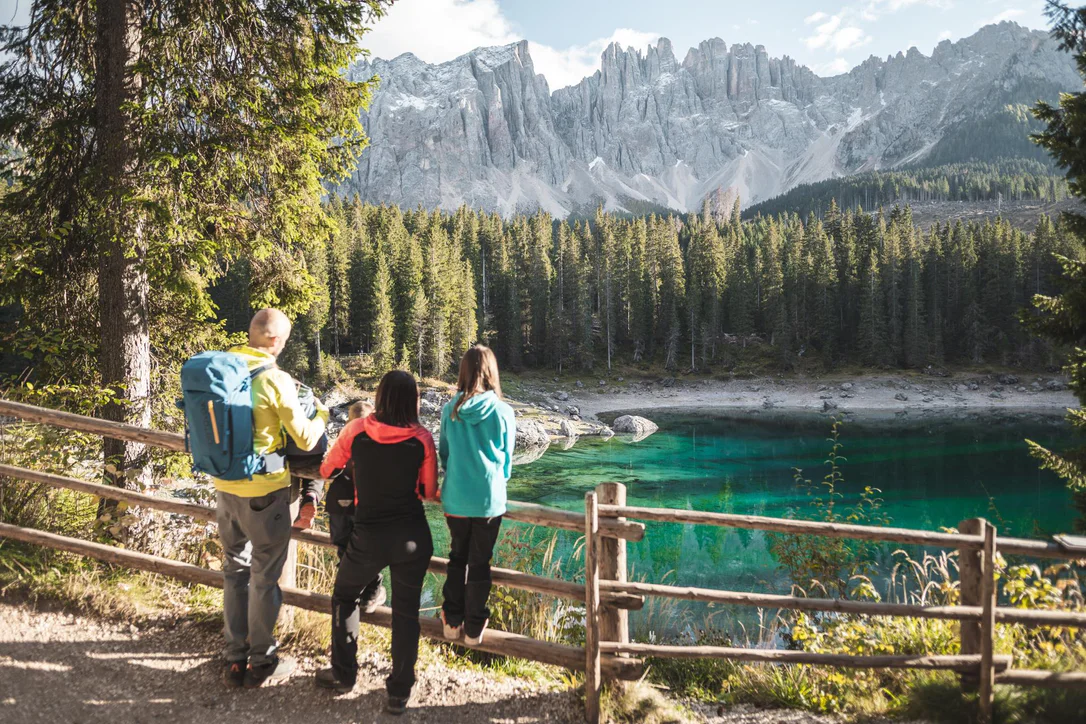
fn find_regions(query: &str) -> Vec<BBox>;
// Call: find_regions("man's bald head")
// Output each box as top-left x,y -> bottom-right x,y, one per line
249,308 -> 292,356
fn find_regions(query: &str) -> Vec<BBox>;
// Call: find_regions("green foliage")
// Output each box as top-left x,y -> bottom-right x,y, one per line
0,0 -> 389,418
746,159 -> 1066,220
768,419 -> 890,598
214,199 -> 1078,382
1026,1 -> 1086,531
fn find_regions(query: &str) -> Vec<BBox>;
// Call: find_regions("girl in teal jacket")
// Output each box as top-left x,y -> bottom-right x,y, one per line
438,344 -> 516,645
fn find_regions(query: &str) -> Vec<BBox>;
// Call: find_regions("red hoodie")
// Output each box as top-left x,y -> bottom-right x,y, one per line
320,416 -> 438,502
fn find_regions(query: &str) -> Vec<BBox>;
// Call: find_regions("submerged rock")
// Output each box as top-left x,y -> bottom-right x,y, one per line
513,442 -> 550,466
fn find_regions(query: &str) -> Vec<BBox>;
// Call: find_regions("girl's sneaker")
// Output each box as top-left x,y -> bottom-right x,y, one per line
440,611 -> 462,640
464,619 -> 488,646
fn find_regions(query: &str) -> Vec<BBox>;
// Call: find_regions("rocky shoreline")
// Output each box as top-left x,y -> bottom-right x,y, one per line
325,372 -> 1077,463
513,371 -> 1076,429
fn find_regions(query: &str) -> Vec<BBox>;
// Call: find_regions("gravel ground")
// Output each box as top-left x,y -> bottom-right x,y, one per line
0,599 -> 580,724
0,599 -> 926,724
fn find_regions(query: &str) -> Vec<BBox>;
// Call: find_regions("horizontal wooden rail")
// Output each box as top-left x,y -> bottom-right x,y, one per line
599,579 -> 982,622
0,399 -> 645,541
0,398 -> 187,451
600,578 -> 1086,628
601,504 -> 982,549
599,641 -> 1012,673
0,463 -> 642,611
0,522 -> 644,681
601,504 -> 1082,559
998,669 -> 1086,688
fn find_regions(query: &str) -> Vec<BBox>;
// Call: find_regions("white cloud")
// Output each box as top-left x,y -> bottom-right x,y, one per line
814,57 -> 852,76
805,11 -> 831,24
530,29 -> 660,90
363,0 -> 518,64
938,30 -> 954,40
988,8 -> 1025,24
804,15 -> 872,52
863,0 -> 953,19
362,0 -> 658,90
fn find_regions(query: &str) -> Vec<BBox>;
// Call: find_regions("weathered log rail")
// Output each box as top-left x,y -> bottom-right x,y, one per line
580,499 -> 1086,724
3,398 -> 1085,724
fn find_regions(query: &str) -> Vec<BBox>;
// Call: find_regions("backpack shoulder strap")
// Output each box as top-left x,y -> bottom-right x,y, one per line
250,362 -> 277,380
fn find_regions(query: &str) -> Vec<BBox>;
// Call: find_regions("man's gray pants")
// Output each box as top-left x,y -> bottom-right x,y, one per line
216,487 -> 291,665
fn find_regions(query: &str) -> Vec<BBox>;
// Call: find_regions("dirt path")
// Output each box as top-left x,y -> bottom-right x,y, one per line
0,599 -> 580,724
0,599 -> 893,724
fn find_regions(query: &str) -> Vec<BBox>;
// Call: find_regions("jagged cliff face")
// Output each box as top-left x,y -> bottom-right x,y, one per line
338,22 -> 1079,216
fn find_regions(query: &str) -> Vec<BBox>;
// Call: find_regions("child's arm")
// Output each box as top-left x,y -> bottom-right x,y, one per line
438,404 -> 450,471
319,417 -> 363,479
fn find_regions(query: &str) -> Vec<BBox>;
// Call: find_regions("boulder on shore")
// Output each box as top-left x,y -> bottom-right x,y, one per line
515,419 -> 551,448
612,415 -> 658,439
559,419 -> 578,439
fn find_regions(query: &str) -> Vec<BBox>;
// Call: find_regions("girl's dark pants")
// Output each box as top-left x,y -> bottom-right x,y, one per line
331,518 -> 432,698
441,515 -> 503,633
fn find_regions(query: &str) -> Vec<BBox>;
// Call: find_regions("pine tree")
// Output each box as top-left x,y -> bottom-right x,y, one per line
370,253 -> 396,372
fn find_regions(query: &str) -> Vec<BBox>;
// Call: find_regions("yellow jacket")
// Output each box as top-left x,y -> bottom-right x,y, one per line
212,345 -> 328,497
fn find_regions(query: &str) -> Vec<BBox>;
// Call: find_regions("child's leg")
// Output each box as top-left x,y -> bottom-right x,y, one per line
300,476 -> 324,505
292,477 -> 325,530
441,516 -> 472,627
464,516 -> 503,635
327,510 -> 354,559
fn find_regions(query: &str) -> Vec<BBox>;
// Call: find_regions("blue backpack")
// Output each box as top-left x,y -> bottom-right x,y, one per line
178,352 -> 274,481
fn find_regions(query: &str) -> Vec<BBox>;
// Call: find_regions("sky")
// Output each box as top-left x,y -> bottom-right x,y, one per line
0,0 -> 1052,88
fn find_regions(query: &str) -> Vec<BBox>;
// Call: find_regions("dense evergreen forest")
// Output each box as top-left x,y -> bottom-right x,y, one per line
212,197 -> 1081,381
745,159 -> 1067,220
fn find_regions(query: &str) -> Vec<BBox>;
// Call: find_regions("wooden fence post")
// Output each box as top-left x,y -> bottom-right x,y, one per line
585,491 -> 601,724
279,479 -> 301,629
596,481 -> 630,680
958,518 -> 983,693
979,520 -> 997,724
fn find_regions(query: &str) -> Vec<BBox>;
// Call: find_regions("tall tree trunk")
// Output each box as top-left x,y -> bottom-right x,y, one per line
95,0 -> 150,496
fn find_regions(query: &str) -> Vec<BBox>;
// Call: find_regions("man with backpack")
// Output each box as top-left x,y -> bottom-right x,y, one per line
180,308 -> 327,688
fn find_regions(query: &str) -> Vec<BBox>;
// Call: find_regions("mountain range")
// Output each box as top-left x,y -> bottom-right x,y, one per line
336,21 -> 1080,217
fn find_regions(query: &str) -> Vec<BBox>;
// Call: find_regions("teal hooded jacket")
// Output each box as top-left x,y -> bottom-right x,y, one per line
438,390 -> 516,518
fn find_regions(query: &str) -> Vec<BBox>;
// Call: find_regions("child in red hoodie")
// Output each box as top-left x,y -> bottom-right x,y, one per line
315,371 -> 438,716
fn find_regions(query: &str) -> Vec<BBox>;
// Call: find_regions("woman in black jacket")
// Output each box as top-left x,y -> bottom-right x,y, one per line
315,370 -> 439,715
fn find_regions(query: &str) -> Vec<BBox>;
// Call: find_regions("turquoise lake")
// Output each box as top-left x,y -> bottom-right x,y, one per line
490,410 -> 1077,629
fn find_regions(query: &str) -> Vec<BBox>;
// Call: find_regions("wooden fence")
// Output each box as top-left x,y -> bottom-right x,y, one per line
1,398 -> 1085,723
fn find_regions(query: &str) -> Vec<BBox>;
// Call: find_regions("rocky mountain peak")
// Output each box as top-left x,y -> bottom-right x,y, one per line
337,22 -> 1079,218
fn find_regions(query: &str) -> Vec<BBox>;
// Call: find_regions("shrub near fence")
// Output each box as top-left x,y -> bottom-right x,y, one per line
1,398 -> 1085,723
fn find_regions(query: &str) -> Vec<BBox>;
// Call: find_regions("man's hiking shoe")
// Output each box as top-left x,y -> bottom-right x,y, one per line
386,694 -> 410,715
361,582 -> 387,614
315,668 -> 354,694
223,659 -> 247,688
464,619 -> 489,646
440,610 -> 462,641
292,499 -> 317,530
244,656 -> 295,688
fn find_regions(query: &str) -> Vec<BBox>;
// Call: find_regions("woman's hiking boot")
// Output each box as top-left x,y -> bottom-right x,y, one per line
315,668 -> 354,694
386,694 -> 410,715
